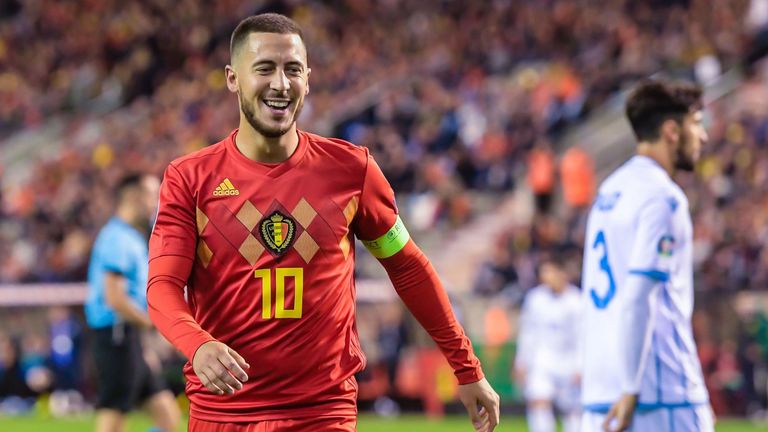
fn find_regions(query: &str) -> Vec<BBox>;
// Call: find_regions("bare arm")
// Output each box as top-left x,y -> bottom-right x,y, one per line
104,271 -> 152,328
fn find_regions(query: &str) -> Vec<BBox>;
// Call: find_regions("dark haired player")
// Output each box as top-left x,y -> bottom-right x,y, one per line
147,13 -> 499,432
580,80 -> 713,432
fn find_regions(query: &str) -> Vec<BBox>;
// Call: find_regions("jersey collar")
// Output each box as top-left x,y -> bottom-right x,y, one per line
225,128 -> 309,178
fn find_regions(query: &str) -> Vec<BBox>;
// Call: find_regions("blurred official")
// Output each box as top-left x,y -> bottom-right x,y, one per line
85,173 -> 180,432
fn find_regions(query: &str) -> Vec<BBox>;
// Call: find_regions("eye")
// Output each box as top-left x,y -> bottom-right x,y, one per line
287,67 -> 302,75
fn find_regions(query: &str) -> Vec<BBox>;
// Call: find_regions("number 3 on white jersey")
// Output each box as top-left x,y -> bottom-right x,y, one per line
590,230 -> 616,309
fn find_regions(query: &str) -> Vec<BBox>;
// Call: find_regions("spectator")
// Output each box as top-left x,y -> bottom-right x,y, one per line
526,141 -> 557,215
559,145 -> 595,209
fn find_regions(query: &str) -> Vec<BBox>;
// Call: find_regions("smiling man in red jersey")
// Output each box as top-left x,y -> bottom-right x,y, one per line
147,13 -> 500,432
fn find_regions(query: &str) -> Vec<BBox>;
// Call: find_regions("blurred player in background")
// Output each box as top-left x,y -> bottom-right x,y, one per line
147,13 -> 499,432
85,174 -> 180,432
580,80 -> 713,432
514,255 -> 582,432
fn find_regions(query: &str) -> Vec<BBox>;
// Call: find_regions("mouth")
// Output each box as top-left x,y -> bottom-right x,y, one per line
262,99 -> 292,117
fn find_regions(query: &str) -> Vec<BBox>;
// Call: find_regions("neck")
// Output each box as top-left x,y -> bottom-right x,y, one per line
236,116 -> 299,163
636,141 -> 674,175
550,285 -> 565,296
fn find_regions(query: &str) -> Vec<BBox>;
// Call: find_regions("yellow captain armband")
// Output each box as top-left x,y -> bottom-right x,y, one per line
362,216 -> 410,259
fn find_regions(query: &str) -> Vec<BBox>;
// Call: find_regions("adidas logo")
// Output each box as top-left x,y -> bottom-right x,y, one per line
213,178 -> 240,197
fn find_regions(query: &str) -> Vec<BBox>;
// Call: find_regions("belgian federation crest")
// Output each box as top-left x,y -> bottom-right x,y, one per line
260,211 -> 296,255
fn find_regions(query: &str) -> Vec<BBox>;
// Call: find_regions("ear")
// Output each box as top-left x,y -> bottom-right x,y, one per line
225,65 -> 238,94
305,67 -> 311,96
660,118 -> 681,144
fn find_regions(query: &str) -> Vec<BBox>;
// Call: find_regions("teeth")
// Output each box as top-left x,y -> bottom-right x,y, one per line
265,100 -> 289,109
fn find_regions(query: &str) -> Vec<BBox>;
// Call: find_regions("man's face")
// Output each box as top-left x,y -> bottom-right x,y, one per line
540,262 -> 568,293
226,32 -> 310,138
674,110 -> 707,171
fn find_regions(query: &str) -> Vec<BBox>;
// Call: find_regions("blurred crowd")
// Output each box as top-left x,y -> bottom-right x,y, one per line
0,307 -> 86,415
0,305 -> 189,416
2,0 -> 768,420
0,0 -> 752,283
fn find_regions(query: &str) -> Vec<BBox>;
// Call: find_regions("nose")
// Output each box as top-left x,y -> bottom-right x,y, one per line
270,68 -> 290,92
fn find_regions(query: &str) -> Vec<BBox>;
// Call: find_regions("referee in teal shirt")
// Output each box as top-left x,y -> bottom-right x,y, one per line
85,173 -> 180,432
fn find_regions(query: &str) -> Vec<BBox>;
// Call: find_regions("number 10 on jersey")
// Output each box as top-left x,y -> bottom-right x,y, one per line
254,268 -> 304,319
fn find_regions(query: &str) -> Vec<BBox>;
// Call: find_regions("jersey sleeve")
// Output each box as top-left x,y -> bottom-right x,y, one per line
150,163 -> 197,261
99,233 -> 132,275
627,196 -> 676,282
147,164 -> 215,360
620,196 -> 676,394
352,154 -> 409,256
353,154 -> 484,384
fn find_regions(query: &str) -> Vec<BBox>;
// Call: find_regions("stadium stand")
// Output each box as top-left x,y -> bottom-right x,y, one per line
1,0 -> 768,420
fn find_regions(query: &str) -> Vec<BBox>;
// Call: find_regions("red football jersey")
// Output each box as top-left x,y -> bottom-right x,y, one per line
149,129 -> 480,421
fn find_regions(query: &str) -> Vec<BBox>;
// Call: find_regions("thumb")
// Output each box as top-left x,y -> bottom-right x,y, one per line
227,346 -> 250,373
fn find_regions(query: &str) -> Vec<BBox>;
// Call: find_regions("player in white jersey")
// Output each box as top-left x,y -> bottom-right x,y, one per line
515,255 -> 582,432
580,80 -> 714,432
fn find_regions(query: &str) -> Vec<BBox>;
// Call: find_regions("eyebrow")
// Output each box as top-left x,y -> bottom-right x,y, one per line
251,59 -> 305,68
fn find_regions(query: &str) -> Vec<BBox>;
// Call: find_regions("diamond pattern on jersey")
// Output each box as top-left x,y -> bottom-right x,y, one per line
339,196 -> 359,260
197,197 -> 327,266
195,207 -> 213,267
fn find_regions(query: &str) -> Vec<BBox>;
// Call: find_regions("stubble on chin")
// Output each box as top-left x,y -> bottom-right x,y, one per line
240,96 -> 302,138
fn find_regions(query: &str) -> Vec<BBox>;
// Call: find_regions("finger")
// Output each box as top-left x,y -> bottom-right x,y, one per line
477,405 -> 489,418
617,416 -> 632,432
205,365 -> 236,394
214,363 -> 244,390
477,406 -> 490,430
210,375 -> 235,394
484,397 -> 500,430
479,397 -> 499,430
220,352 -> 249,382
199,369 -> 225,395
227,347 -> 251,373
610,415 -> 630,432
602,411 -> 615,432
209,381 -> 226,395
464,398 -> 483,430
474,411 -> 490,432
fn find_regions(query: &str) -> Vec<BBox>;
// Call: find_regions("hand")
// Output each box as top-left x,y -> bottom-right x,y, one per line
192,341 -> 250,396
603,393 -> 638,432
457,378 -> 500,432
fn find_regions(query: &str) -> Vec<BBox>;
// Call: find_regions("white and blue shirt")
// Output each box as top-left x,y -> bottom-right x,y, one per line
581,156 -> 708,411
85,217 -> 149,329
515,284 -> 582,376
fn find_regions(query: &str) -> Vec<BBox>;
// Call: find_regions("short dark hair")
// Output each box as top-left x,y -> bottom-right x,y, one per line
538,251 -> 567,269
625,79 -> 703,143
230,13 -> 305,62
115,173 -> 144,200
535,251 -> 568,279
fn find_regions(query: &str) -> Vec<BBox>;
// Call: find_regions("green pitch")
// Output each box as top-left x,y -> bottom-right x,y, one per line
0,414 -> 764,431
